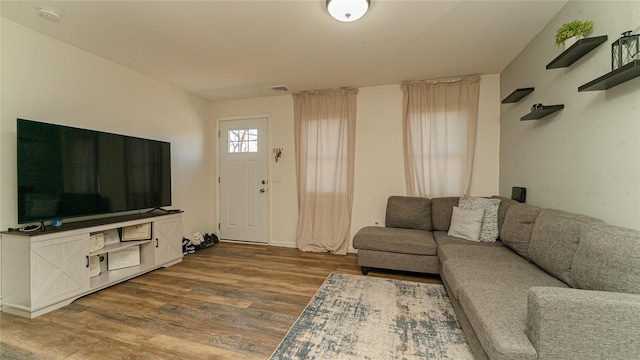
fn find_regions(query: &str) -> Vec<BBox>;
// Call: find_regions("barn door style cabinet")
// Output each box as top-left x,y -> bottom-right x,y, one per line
1,212 -> 183,318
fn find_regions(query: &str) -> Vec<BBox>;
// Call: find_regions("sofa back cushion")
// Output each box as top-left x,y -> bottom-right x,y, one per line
431,197 -> 459,231
500,203 -> 542,260
385,196 -> 432,231
572,223 -> 640,294
529,209 -> 603,286
491,196 -> 518,232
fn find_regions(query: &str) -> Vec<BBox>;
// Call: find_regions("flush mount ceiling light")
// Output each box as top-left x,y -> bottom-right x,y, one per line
326,0 -> 370,22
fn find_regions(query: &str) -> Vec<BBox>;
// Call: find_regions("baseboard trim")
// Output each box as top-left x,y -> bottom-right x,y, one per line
219,239 -> 351,252
219,239 -> 268,246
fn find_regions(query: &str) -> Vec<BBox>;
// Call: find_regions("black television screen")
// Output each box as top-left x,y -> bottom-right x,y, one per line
17,119 -> 171,224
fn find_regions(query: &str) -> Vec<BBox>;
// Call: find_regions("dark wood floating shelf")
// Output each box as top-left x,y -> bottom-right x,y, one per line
546,36 -> 608,69
502,87 -> 535,103
521,105 -> 565,121
578,60 -> 640,91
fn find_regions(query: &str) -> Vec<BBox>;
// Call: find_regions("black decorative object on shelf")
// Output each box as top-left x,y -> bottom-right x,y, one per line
578,60 -> 640,91
546,35 -> 608,69
612,31 -> 639,70
502,87 -> 535,103
520,105 -> 564,121
530,103 -> 543,112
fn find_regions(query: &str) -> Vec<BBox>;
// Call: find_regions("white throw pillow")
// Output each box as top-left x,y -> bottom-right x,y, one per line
459,197 -> 501,242
447,206 -> 485,242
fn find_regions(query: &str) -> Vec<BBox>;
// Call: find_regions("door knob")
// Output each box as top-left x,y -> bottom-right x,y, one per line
260,188 -> 266,193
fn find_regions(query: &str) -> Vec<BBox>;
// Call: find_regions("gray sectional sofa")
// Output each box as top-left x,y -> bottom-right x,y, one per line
353,196 -> 640,360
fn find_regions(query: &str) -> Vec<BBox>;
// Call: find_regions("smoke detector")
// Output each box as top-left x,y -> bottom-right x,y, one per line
36,6 -> 62,22
269,85 -> 290,93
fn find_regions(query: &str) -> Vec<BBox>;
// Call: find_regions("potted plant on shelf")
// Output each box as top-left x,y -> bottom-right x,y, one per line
555,20 -> 594,49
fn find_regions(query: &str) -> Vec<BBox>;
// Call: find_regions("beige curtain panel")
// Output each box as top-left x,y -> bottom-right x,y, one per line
293,88 -> 358,255
402,76 -> 481,197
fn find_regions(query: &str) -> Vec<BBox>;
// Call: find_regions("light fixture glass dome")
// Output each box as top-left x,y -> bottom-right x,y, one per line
326,0 -> 370,22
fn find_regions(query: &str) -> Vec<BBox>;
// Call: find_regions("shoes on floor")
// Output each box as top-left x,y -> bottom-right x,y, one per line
183,233 -> 219,255
182,237 -> 191,255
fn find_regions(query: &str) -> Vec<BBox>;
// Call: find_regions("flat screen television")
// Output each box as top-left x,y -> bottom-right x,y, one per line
17,119 -> 171,224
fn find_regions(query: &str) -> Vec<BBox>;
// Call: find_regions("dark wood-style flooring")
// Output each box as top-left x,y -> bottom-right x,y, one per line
0,242 -> 441,359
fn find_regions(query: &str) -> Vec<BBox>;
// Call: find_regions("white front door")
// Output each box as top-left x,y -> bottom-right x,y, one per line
218,117 -> 268,243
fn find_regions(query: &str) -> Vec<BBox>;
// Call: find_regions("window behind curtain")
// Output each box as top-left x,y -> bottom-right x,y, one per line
402,76 -> 481,197
302,118 -> 348,194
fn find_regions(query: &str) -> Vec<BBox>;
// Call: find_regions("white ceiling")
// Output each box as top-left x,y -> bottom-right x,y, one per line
1,0 -> 568,102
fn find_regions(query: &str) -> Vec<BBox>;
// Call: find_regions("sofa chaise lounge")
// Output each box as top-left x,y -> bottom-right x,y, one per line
353,195 -> 640,360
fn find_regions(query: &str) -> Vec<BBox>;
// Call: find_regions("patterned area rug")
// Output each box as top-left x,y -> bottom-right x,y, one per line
270,272 -> 473,359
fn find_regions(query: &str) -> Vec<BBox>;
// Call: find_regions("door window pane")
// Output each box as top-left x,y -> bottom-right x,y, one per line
228,129 -> 258,153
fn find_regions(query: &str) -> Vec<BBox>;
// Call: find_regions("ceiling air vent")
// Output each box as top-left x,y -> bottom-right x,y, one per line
269,85 -> 289,92
36,6 -> 62,22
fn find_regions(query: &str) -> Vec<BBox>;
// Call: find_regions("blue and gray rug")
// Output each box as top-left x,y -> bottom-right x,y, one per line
270,272 -> 473,359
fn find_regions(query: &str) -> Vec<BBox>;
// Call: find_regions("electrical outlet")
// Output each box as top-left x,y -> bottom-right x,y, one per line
374,221 -> 379,226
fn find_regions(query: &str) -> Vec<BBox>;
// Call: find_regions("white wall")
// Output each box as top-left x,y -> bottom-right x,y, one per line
350,85 -> 406,251
211,76 -> 500,249
472,74 -> 501,196
0,19 -> 213,298
500,1 -> 640,229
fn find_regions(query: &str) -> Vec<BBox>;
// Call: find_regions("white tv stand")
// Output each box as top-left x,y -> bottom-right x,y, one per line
1,212 -> 183,318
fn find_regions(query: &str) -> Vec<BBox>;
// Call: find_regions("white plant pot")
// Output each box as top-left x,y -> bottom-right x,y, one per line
563,36 -> 582,50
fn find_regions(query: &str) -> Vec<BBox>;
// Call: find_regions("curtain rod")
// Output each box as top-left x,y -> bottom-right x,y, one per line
293,87 -> 359,96
402,74 -> 480,85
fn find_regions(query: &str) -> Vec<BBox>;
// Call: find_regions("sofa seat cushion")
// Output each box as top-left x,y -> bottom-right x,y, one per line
458,285 -> 537,360
352,226 -> 436,256
438,244 -> 525,265
442,259 -> 568,300
433,231 -> 505,248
